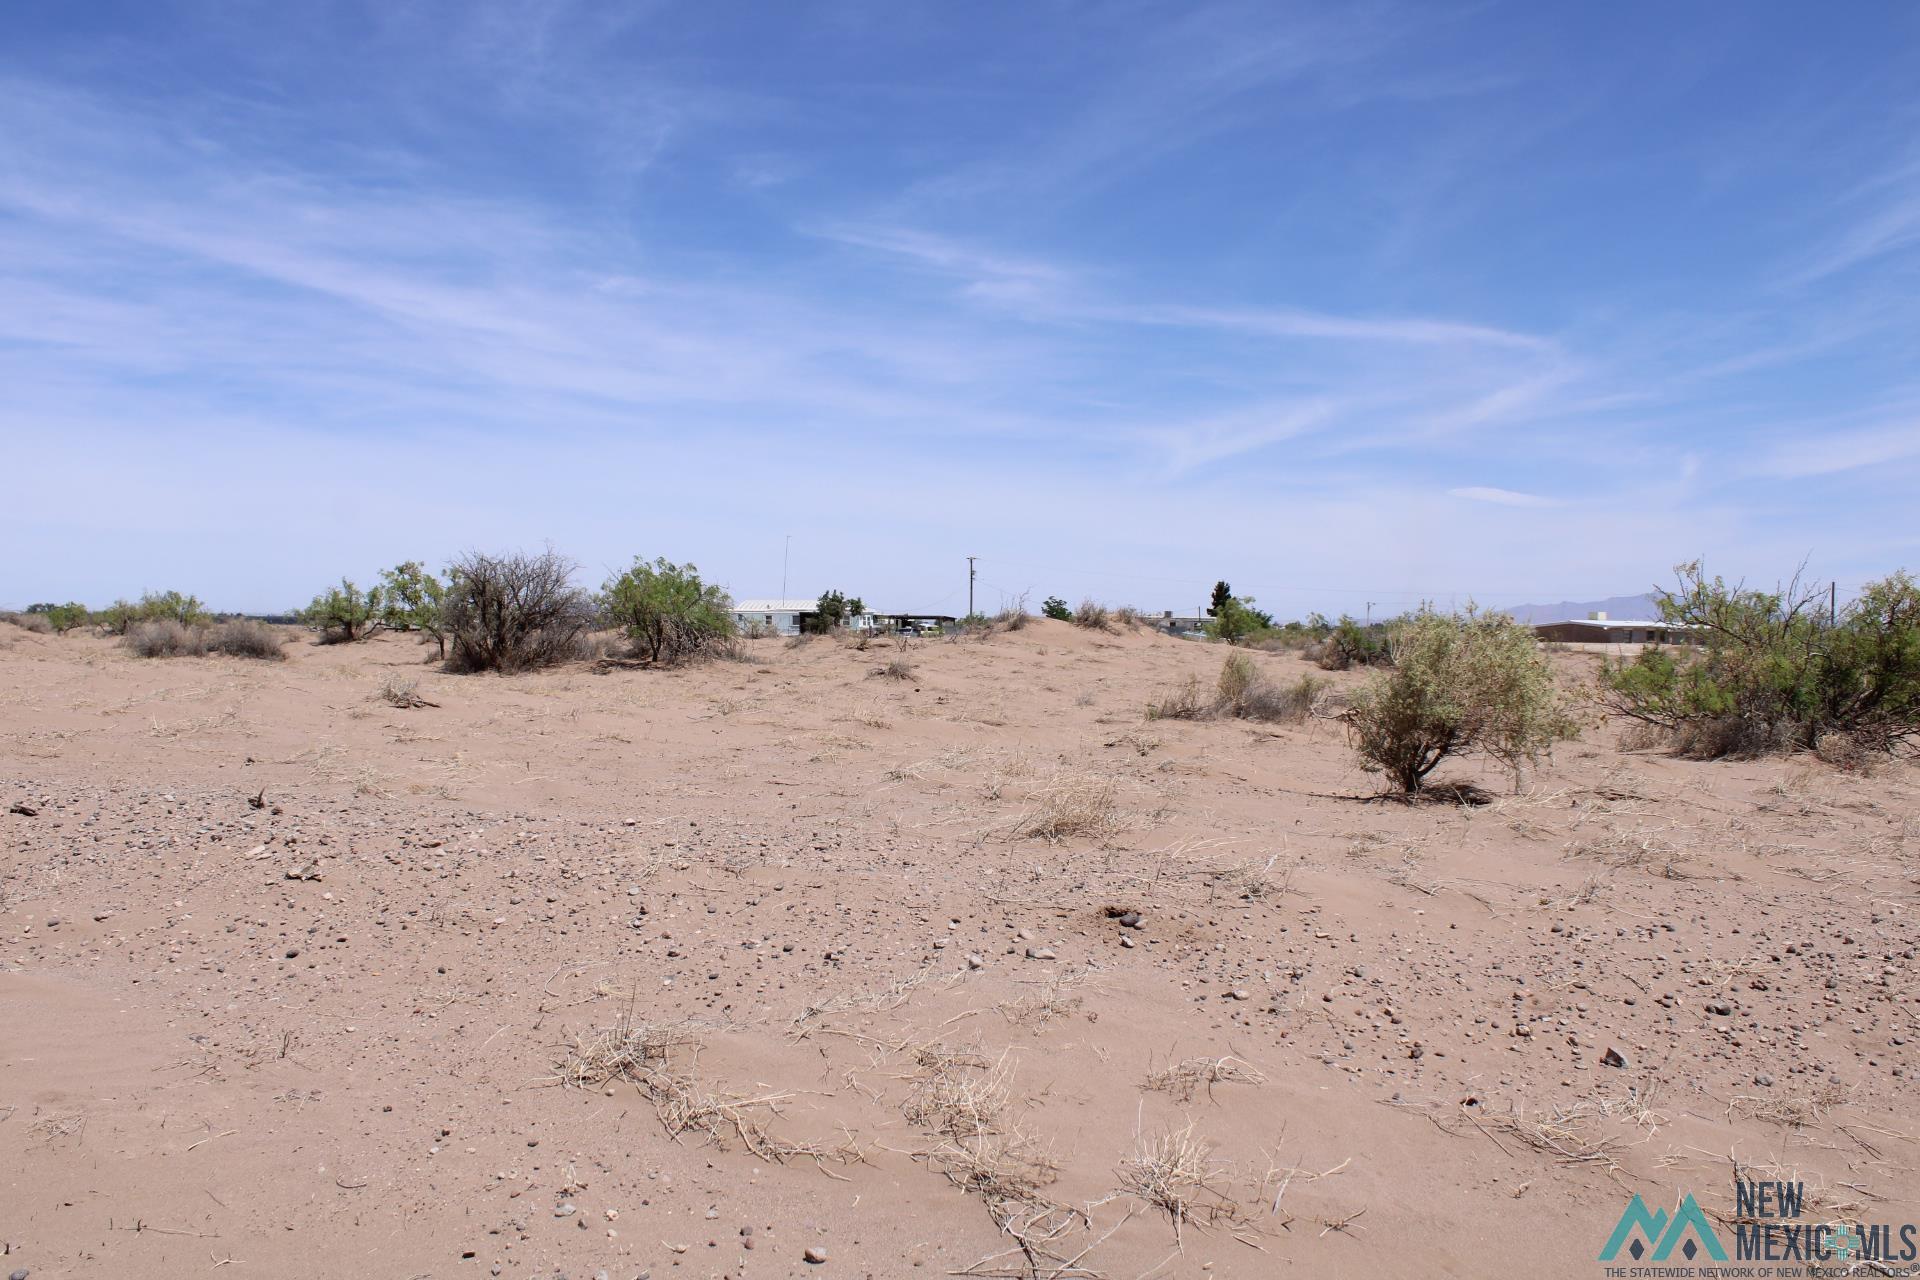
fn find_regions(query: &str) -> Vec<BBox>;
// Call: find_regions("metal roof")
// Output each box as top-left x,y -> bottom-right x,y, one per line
732,599 -> 818,612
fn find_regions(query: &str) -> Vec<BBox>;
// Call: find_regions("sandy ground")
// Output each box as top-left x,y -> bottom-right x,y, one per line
1,618 -> 1916,1280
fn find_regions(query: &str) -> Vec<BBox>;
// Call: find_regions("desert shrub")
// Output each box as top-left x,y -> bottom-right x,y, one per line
1041,596 -> 1071,621
378,561 -> 450,659
1238,672 -> 1325,723
1217,652 -> 1257,706
878,658 -> 916,680
99,590 -> 207,634
1,611 -> 52,633
1204,595 -> 1272,645
1309,615 -> 1390,669
1347,608 -> 1573,793
994,599 -> 1032,630
1146,677 -> 1209,720
1113,605 -> 1144,628
601,557 -> 736,665
442,548 -> 596,673
1598,563 -> 1920,757
301,578 -> 382,643
125,619 -> 207,658
1072,600 -> 1112,631
206,619 -> 286,660
46,602 -> 90,633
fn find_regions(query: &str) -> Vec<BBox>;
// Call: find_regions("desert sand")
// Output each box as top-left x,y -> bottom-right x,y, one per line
2,618 -> 1916,1279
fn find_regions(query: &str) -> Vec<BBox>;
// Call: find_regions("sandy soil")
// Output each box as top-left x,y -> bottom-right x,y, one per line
1,618 -> 1916,1279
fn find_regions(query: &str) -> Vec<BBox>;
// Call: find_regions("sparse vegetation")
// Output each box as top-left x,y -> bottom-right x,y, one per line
442,548 -> 596,673
1148,654 -> 1323,723
1041,596 -> 1071,621
98,590 -> 207,634
1072,599 -> 1112,631
601,556 -> 736,665
1347,607 -> 1573,794
301,578 -> 382,643
1307,615 -> 1391,669
124,618 -> 287,660
1599,562 -> 1920,758
377,561 -> 451,659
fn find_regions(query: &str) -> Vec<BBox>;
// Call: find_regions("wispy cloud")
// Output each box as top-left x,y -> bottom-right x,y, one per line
1446,486 -> 1561,508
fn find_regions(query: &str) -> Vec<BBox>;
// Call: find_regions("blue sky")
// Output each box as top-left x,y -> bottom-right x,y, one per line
4,2 -> 1918,617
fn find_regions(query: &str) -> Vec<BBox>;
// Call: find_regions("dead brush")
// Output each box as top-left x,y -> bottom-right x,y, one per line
901,1047 -> 1013,1138
376,672 -> 438,709
1566,825 -> 1686,874
874,658 -> 916,681
998,967 -> 1094,1028
1481,1098 -> 1631,1170
1726,1081 -> 1851,1129
556,1013 -> 850,1168
1143,1055 -> 1266,1103
1118,1121 -> 1244,1243
1209,852 -> 1292,902
1007,769 -> 1123,843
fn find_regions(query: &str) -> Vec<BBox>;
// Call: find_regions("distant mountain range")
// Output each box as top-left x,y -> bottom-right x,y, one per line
1501,593 -> 1661,625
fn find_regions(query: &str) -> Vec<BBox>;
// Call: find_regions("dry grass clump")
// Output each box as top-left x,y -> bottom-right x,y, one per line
557,1013 -> 844,1166
124,619 -> 206,657
1071,600 -> 1113,632
1210,852 -> 1293,902
1143,1055 -> 1266,1103
1118,1122 -> 1243,1241
208,619 -> 287,659
1148,655 -> 1323,724
994,602 -> 1032,631
0,611 -> 53,633
1008,769 -> 1123,842
1566,825 -> 1685,873
1112,605 -> 1144,628
125,618 -> 288,660
902,1049 -> 1059,1215
876,658 -> 916,681
376,672 -> 438,708
1146,676 -> 1209,720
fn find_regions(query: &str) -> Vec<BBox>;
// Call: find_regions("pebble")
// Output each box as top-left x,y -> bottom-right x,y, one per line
1024,947 -> 1056,960
804,1245 -> 830,1264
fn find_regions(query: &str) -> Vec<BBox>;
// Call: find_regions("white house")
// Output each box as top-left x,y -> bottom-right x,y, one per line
731,598 -> 877,636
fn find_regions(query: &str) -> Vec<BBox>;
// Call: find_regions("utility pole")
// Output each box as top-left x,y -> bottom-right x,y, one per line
967,556 -> 977,618
1366,601 -> 1374,625
781,535 -> 791,604
1830,581 -> 1837,628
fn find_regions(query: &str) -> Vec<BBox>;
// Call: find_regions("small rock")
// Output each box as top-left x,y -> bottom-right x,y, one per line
1601,1047 -> 1626,1068
1024,947 -> 1056,961
966,954 -> 984,969
804,1245 -> 829,1264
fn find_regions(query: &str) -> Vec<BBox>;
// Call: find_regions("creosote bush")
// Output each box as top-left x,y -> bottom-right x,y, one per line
600,557 -> 736,665
1347,607 -> 1572,794
1599,562 -> 1920,758
99,590 -> 207,634
1041,596 -> 1072,621
442,548 -> 595,673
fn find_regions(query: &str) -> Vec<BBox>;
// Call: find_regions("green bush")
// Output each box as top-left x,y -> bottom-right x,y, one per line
809,589 -> 865,633
601,557 -> 736,665
443,548 -> 596,673
301,578 -> 382,643
1041,596 -> 1072,621
1204,595 -> 1272,644
378,561 -> 450,658
1348,608 -> 1572,793
44,602 -> 91,633
96,591 -> 208,634
1598,563 -> 1920,757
